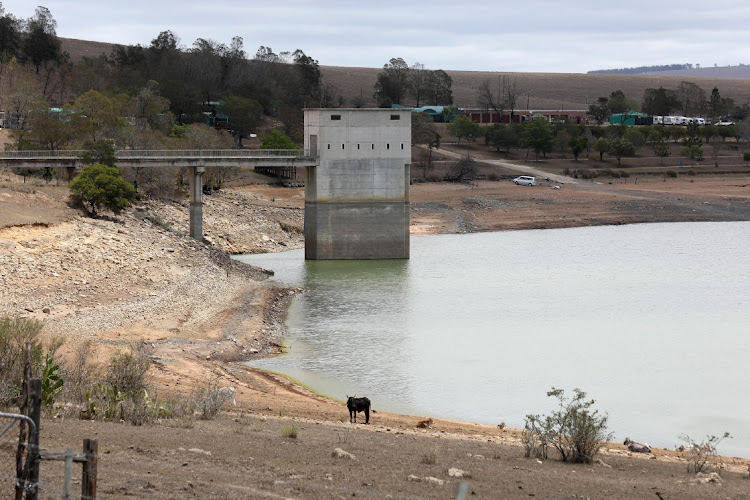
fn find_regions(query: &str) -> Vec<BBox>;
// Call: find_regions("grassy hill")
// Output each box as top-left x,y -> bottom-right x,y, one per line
61,38 -> 750,111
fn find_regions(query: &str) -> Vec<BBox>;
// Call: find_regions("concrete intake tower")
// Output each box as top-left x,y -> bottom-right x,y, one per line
303,109 -> 411,260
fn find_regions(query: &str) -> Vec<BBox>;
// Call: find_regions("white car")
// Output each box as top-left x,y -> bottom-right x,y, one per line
513,176 -> 536,186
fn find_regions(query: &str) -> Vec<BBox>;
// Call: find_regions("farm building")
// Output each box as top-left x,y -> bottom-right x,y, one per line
609,112 -> 652,125
463,109 -> 590,125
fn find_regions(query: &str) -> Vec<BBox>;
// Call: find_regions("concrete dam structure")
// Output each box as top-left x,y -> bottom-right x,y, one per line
303,109 -> 411,260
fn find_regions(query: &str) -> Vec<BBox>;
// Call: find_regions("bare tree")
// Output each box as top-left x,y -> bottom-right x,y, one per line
410,62 -> 428,107
444,155 -> 477,182
476,75 -> 521,123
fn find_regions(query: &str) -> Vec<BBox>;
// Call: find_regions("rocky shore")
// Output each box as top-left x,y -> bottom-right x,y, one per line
2,169 -> 750,498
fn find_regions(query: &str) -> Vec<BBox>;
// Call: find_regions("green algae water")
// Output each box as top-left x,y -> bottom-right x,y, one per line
236,221 -> 750,457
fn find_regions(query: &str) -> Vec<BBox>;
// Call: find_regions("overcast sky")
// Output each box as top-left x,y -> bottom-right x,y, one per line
4,0 -> 750,73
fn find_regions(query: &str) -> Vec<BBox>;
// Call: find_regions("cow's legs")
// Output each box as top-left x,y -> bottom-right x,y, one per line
364,407 -> 369,424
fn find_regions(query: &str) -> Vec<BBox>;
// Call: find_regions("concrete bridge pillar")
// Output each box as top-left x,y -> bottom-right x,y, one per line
188,166 -> 205,239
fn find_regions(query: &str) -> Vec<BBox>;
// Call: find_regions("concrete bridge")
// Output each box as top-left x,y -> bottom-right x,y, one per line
0,149 -> 317,240
0,149 -> 316,169
2,109 -> 411,259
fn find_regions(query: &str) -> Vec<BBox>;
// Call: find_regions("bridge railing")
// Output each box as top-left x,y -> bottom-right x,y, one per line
0,149 -> 315,159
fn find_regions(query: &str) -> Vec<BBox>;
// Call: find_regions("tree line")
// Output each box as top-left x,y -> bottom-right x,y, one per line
587,63 -> 696,75
0,4 -> 353,151
587,83 -> 746,124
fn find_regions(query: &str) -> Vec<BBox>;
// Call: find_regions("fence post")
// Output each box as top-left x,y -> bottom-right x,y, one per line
14,344 -> 32,500
81,438 -> 98,500
62,448 -> 73,500
25,378 -> 42,500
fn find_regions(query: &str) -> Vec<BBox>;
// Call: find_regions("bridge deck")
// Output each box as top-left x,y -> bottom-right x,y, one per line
0,149 -> 318,169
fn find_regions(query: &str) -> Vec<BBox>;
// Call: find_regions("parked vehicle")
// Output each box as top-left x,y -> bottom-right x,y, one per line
513,176 -> 536,186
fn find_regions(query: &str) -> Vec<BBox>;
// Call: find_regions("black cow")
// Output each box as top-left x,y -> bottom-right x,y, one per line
346,395 -> 371,424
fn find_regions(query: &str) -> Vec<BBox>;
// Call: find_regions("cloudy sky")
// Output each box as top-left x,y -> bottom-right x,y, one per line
4,0 -> 750,73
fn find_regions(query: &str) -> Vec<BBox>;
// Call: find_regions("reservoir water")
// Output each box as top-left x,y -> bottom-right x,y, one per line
236,222 -> 750,457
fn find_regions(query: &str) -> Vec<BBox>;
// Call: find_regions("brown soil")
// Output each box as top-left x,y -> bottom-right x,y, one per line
2,158 -> 750,499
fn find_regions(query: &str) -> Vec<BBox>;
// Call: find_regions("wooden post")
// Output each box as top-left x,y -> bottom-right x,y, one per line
62,448 -> 73,500
81,439 -> 98,500
25,379 -> 42,500
14,344 -> 32,500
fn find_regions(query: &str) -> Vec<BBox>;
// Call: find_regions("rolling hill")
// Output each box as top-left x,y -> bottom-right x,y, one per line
61,38 -> 750,111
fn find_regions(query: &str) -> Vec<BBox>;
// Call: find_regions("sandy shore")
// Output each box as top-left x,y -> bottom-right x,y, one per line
2,166 -> 750,498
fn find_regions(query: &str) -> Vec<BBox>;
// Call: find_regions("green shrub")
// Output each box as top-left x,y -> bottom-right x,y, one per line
0,316 -> 45,408
80,343 -> 154,423
523,387 -> 612,464
41,353 -> 64,409
69,163 -> 136,216
105,343 -> 152,398
666,170 -> 678,178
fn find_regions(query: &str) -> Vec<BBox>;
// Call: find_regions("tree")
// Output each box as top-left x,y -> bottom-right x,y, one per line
676,81 -> 707,117
21,6 -> 62,73
374,57 -> 410,106
69,164 -> 136,216
129,81 -> 173,132
607,90 -> 636,114
594,137 -> 610,160
652,139 -> 670,165
642,87 -> 680,116
190,38 -> 224,104
709,134 -> 724,167
218,94 -> 262,147
623,128 -> 646,148
522,117 -> 555,160
568,136 -> 588,161
183,123 -> 233,149
476,75 -> 521,122
447,115 -> 480,145
80,139 -> 117,167
587,97 -> 610,124
444,155 -> 477,182
409,62 -> 428,107
293,49 -> 322,105
0,7 -> 21,61
737,119 -> 750,151
487,123 -> 520,155
6,77 -> 47,131
606,137 -> 635,166
71,90 -> 123,141
708,87 -> 725,119
21,111 -> 71,150
424,69 -> 453,105
260,129 -> 298,149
